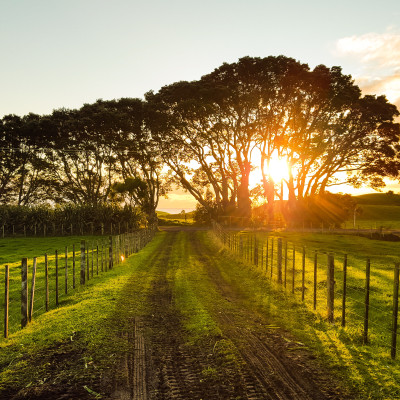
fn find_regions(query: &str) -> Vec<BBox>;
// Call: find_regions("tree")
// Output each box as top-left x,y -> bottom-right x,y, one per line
148,56 -> 400,223
0,113 -> 53,205
44,106 -> 118,206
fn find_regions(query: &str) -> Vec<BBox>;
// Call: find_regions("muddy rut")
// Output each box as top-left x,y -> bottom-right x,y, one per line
111,230 -> 350,400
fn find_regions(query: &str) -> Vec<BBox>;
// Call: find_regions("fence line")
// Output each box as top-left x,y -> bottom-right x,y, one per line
1,221 -> 142,238
1,225 -> 157,339
212,221 -> 400,360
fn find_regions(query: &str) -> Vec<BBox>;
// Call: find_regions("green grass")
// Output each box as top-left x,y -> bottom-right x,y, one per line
0,232 -> 164,396
0,235 -> 116,337
170,232 -> 221,345
354,193 -> 400,206
216,229 -> 400,398
346,204 -> 400,229
156,210 -> 195,225
2,229 -> 400,398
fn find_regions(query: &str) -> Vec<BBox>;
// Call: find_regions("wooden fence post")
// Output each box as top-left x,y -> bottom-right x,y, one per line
284,242 -> 288,288
302,247 -> 306,301
327,253 -> 335,323
270,238 -> 274,278
65,246 -> 68,295
55,250 -> 59,307
313,251 -> 317,310
91,243 -> 94,277
96,243 -> 99,275
101,243 -> 104,272
109,236 -> 113,269
254,237 -> 258,266
72,244 -> 76,289
28,257 -> 37,322
21,258 -> 28,328
80,240 -> 86,285
266,239 -> 269,273
277,238 -> 283,284
45,253 -> 49,311
342,255 -> 347,327
363,259 -> 371,344
86,246 -> 90,280
391,263 -> 400,359
4,265 -> 9,338
292,246 -> 295,294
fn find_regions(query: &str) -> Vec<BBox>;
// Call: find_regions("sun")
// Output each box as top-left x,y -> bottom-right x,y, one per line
267,155 -> 289,183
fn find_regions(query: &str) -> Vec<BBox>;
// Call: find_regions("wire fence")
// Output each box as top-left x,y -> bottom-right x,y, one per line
1,225 -> 157,339
212,221 -> 400,361
0,220 -> 142,238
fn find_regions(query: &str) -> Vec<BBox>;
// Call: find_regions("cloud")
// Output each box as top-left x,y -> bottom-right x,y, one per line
336,31 -> 400,68
335,30 -> 400,111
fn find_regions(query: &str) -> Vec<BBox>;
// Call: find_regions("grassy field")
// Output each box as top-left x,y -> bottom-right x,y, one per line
156,210 -> 195,225
239,229 -> 399,348
215,228 -> 400,398
0,232 -> 148,338
0,232 -> 163,398
1,229 -> 400,398
341,193 -> 400,229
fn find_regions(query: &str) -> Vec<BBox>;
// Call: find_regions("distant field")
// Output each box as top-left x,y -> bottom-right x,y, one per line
354,192 -> 400,206
342,204 -> 400,229
156,210 -> 195,225
338,193 -> 400,229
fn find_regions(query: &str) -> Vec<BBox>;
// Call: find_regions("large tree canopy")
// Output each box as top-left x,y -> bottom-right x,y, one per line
147,56 -> 400,219
1,55 -> 399,226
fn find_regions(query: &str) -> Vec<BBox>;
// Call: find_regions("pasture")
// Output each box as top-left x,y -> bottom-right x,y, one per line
0,226 -> 400,398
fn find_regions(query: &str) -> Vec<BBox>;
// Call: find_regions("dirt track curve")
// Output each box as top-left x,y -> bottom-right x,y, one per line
109,229 -> 350,400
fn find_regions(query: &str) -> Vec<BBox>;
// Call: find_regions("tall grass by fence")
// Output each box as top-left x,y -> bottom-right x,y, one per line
1,225 -> 157,339
212,221 -> 400,361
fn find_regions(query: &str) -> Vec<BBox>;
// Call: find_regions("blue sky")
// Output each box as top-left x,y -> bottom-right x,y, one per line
1,0 -> 400,207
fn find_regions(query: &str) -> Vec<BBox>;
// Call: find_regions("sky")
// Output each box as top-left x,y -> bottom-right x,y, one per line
1,0 -> 400,209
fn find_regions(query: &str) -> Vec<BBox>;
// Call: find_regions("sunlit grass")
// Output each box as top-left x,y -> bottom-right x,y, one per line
0,232 -> 165,394
0,235 -> 116,336
214,229 -> 400,399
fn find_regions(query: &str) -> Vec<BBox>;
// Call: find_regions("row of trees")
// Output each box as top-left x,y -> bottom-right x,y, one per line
0,99 -> 166,223
1,56 -> 399,224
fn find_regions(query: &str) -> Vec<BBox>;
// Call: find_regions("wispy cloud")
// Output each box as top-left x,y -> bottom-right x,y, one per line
335,29 -> 400,112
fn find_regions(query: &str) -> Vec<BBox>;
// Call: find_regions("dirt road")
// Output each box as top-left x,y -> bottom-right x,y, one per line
108,230 -> 351,400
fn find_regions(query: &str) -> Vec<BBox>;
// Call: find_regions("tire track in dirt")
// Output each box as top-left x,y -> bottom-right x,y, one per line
109,232 -> 178,400
189,231 -> 348,400
144,231 -> 212,400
